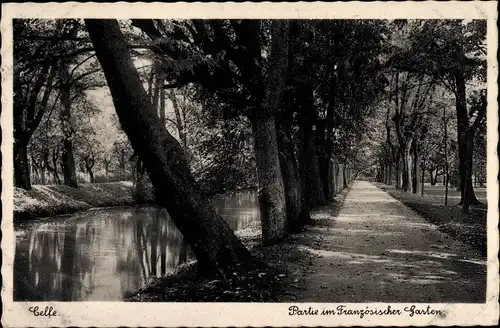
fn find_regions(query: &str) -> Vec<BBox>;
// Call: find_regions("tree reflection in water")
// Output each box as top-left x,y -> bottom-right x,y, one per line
14,190 -> 259,301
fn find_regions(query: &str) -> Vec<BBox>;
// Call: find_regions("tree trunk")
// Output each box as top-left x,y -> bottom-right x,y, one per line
430,169 -> 436,185
315,120 -> 332,200
60,63 -> 78,188
170,91 -> 187,149
402,143 -> 410,192
331,158 -> 338,195
443,106 -> 449,206
14,143 -> 31,190
160,84 -> 166,126
454,68 -> 479,208
394,156 -> 402,188
51,148 -> 61,184
40,166 -> 46,185
88,168 -> 95,183
86,19 -> 251,277
387,163 -> 393,185
343,165 -> 348,189
420,163 -> 425,196
413,140 -> 421,195
277,122 -> 311,230
247,20 -> 291,245
298,123 -> 326,208
462,131 -> 480,213
251,116 -> 288,244
151,63 -> 161,113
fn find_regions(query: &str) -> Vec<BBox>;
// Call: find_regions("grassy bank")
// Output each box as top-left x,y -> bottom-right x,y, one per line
126,184 -> 353,302
14,181 -> 136,221
374,183 -> 487,256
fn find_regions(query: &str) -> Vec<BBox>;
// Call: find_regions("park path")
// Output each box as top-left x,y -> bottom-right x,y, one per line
287,180 -> 486,303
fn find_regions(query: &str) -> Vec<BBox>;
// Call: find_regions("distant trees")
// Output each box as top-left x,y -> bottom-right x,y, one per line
13,19 -> 106,189
376,19 -> 486,214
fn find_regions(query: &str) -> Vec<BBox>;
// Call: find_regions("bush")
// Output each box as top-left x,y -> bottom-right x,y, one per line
134,173 -> 155,204
94,170 -> 133,183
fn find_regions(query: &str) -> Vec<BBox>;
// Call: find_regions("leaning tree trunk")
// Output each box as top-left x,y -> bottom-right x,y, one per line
59,63 -> 78,188
85,19 -> 251,277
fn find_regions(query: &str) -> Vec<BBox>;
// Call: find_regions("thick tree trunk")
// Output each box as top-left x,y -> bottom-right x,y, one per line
394,156 -> 402,189
248,20 -> 290,245
277,124 -> 308,232
14,143 -> 31,190
60,63 -> 78,188
318,151 -> 332,200
40,166 -> 46,185
454,68 -> 480,209
315,121 -> 332,200
251,117 -> 288,244
86,19 -> 251,277
462,131 -> 480,213
298,123 -> 326,208
387,163 -> 393,185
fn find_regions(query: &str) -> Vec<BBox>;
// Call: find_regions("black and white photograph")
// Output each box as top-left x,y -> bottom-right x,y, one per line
1,2 -> 498,327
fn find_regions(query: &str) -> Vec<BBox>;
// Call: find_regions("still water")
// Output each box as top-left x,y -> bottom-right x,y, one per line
14,191 -> 260,301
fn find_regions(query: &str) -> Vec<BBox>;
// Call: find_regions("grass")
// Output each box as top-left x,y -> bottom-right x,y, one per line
14,181 -> 136,221
374,182 -> 487,257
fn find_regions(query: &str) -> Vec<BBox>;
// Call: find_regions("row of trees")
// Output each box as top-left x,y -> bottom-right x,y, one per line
373,20 -> 486,214
14,18 -> 486,276
84,18 -> 380,275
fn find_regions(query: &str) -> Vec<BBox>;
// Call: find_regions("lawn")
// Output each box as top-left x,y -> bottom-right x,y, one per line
374,183 -> 488,257
13,181 -> 135,221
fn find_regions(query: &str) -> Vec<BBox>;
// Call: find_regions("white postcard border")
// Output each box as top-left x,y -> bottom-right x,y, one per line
1,2 -> 498,327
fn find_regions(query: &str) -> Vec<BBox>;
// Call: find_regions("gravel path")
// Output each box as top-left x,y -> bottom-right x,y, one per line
291,181 -> 486,303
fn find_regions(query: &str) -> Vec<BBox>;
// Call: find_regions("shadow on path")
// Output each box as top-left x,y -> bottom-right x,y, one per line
285,181 -> 486,303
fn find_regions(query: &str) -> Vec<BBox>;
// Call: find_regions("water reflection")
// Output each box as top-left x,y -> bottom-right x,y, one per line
14,191 -> 260,301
